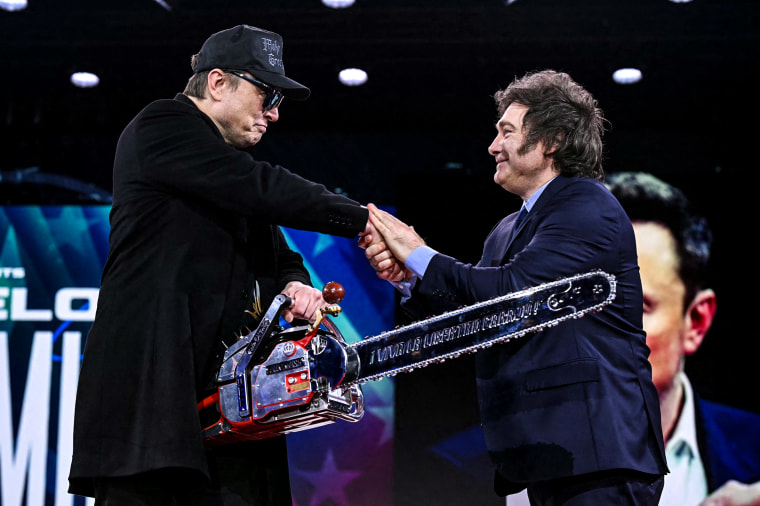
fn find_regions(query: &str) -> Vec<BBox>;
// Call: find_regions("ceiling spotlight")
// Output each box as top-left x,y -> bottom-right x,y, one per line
612,68 -> 643,85
322,0 -> 355,8
153,0 -> 172,10
70,72 -> 101,88
338,68 -> 368,87
0,0 -> 27,11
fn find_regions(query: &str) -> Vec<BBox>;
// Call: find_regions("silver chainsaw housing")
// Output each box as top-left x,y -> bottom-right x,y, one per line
203,324 -> 364,444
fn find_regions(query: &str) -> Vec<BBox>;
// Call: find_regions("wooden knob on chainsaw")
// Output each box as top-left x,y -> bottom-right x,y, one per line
322,282 -> 345,304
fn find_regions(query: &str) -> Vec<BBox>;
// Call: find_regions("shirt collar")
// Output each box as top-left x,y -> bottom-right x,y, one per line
667,372 -> 700,459
523,176 -> 557,212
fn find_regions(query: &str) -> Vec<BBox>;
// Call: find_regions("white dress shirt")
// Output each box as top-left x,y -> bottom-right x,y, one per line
660,372 -> 708,505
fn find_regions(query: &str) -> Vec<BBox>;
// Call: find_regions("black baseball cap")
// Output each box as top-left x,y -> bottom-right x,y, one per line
194,25 -> 310,100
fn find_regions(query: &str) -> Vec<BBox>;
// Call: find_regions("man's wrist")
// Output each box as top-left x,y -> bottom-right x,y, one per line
405,246 -> 437,278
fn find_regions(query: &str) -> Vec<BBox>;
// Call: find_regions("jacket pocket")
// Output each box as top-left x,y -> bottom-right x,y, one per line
525,357 -> 600,391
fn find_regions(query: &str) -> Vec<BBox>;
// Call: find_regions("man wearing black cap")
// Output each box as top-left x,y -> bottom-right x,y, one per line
68,25 -> 390,505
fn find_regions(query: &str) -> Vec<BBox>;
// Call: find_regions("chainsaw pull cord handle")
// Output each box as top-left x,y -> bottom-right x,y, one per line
306,282 -> 345,336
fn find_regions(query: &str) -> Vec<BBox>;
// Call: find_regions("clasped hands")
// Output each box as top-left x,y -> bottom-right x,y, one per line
281,204 -> 422,322
358,203 -> 426,283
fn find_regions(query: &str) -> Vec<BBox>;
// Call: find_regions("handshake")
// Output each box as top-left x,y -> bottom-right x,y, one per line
358,203 -> 426,284
281,203 -> 421,324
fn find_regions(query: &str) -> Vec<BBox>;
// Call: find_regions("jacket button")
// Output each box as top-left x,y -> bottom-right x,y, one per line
241,289 -> 249,299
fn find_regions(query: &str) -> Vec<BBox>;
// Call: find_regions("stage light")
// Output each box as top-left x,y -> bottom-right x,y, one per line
153,0 -> 172,10
0,0 -> 27,11
322,0 -> 355,8
338,68 -> 368,86
612,68 -> 643,84
70,72 -> 100,88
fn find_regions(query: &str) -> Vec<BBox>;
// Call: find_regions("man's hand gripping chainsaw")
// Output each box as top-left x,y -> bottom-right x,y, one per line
198,282 -> 363,446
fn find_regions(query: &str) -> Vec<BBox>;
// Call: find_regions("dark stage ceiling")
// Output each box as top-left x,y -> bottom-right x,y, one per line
0,0 -> 757,205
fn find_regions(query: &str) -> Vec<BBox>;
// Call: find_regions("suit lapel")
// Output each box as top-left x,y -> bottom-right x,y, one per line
499,212 -> 528,264
495,176 -> 574,264
481,217 -> 520,267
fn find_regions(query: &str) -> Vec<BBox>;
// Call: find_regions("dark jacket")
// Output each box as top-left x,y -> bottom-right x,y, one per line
407,176 -> 669,495
698,397 -> 760,492
68,94 -> 368,496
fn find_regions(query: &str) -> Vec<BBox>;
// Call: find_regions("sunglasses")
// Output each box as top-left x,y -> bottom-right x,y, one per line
226,70 -> 284,111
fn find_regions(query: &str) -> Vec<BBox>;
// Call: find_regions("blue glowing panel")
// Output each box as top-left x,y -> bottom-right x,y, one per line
0,206 -> 110,506
0,205 -> 396,506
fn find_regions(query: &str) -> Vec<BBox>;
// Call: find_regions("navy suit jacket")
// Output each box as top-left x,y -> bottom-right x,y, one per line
407,175 -> 668,494
698,397 -> 760,492
429,396 -> 760,501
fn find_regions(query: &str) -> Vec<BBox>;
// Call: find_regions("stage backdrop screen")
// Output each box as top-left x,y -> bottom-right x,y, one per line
0,205 -> 396,506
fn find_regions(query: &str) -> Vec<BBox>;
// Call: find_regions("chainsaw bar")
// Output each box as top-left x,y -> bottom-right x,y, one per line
349,271 -> 616,385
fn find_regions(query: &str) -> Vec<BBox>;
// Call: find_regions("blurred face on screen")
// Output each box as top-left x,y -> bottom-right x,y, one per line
635,221 -> 690,396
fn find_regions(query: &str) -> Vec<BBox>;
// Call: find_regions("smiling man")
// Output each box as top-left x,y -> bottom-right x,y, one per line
364,70 -> 668,505
67,25 -> 386,505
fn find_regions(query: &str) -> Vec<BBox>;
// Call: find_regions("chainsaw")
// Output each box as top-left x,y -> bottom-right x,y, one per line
198,271 -> 616,446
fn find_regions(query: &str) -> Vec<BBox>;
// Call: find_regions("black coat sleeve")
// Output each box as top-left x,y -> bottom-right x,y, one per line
119,97 -> 368,238
273,226 -> 312,290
